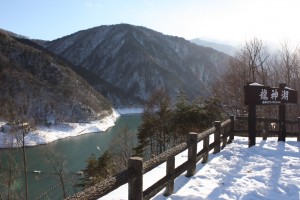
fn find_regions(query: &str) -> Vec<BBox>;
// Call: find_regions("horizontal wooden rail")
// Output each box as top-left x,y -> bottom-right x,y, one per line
66,116 -> 299,200
66,118 -> 233,200
235,116 -> 300,140
236,116 -> 299,124
143,142 -> 188,174
67,169 -> 131,200
67,116 -> 300,199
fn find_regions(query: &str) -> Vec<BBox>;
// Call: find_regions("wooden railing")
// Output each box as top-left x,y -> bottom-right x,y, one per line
234,116 -> 300,141
66,116 -> 300,200
66,117 -> 234,200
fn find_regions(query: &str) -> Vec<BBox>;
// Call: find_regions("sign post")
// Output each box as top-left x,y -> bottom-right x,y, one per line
248,104 -> 256,147
278,83 -> 287,142
244,83 -> 297,147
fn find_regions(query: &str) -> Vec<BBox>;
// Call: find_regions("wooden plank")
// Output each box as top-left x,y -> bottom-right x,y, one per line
164,156 -> 175,196
65,169 -> 131,200
143,142 -> 187,174
186,132 -> 198,177
248,104 -> 256,147
202,136 -> 209,163
214,121 -> 221,154
229,116 -> 235,143
128,157 -> 143,200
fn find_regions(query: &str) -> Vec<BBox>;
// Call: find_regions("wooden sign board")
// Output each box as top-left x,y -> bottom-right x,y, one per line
245,83 -> 297,105
244,83 -> 298,146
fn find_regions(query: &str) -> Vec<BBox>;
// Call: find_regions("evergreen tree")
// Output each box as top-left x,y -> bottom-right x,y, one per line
96,151 -> 115,180
82,151 -> 116,186
136,90 -> 224,159
135,88 -> 173,158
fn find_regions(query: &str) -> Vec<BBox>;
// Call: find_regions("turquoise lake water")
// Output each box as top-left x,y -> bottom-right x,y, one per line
0,114 -> 142,199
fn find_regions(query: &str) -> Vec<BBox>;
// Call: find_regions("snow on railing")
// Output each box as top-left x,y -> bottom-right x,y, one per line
66,117 -> 234,200
66,115 -> 300,199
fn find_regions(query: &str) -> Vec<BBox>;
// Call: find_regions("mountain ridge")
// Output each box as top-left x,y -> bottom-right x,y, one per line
45,24 -> 231,106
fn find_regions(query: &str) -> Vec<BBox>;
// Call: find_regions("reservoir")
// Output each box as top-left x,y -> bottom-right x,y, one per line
0,114 -> 142,200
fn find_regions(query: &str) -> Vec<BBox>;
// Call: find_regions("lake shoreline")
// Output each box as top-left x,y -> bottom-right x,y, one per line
0,108 -> 143,148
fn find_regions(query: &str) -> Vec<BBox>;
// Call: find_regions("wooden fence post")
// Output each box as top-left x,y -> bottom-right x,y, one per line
262,118 -> 268,140
248,104 -> 256,147
186,132 -> 198,177
128,157 -> 143,200
229,115 -> 235,143
222,126 -> 228,149
278,83 -> 287,142
202,136 -> 209,164
164,156 -> 175,196
214,121 -> 221,154
298,117 -> 300,142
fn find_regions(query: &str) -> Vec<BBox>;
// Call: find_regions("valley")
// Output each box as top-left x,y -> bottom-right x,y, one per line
0,23 -> 231,199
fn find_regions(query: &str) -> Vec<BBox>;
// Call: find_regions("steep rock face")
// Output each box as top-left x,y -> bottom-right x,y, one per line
45,24 -> 231,106
0,30 -> 112,124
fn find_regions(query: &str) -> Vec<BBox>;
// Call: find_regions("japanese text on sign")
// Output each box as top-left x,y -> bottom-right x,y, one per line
259,89 -> 289,104
244,84 -> 297,105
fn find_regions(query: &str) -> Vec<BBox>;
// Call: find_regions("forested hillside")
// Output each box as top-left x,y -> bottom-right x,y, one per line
0,30 -> 113,124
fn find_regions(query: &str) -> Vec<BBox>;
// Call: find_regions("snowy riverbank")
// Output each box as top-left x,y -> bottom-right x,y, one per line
0,108 -> 142,148
0,108 -> 144,148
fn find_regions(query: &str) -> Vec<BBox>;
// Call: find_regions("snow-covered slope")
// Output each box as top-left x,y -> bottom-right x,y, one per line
45,24 -> 231,106
101,137 -> 300,200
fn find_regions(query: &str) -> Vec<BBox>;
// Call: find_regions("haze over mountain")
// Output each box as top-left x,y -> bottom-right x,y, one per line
191,38 -> 236,56
0,30 -> 113,124
44,24 -> 231,106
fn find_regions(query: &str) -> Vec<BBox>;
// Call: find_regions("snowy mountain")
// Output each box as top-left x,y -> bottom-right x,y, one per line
0,30 -> 113,124
191,38 -> 236,56
44,24 -> 231,106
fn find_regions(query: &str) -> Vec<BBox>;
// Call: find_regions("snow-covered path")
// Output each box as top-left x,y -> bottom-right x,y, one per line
153,137 -> 300,200
102,137 -> 300,200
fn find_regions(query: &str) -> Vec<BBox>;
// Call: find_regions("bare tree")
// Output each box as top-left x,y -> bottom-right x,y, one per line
2,85 -> 37,200
271,41 -> 300,118
273,41 -> 299,87
0,148 -> 22,200
109,125 -> 136,170
44,148 -> 68,199
13,92 -> 33,200
212,38 -> 271,117
238,37 -> 270,84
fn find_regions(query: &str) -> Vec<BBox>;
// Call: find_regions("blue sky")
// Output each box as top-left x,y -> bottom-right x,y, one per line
1,0 -> 300,46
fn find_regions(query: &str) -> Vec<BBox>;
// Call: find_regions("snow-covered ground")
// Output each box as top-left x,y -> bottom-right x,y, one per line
0,107 -> 145,148
0,109 -> 121,148
101,137 -> 300,200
